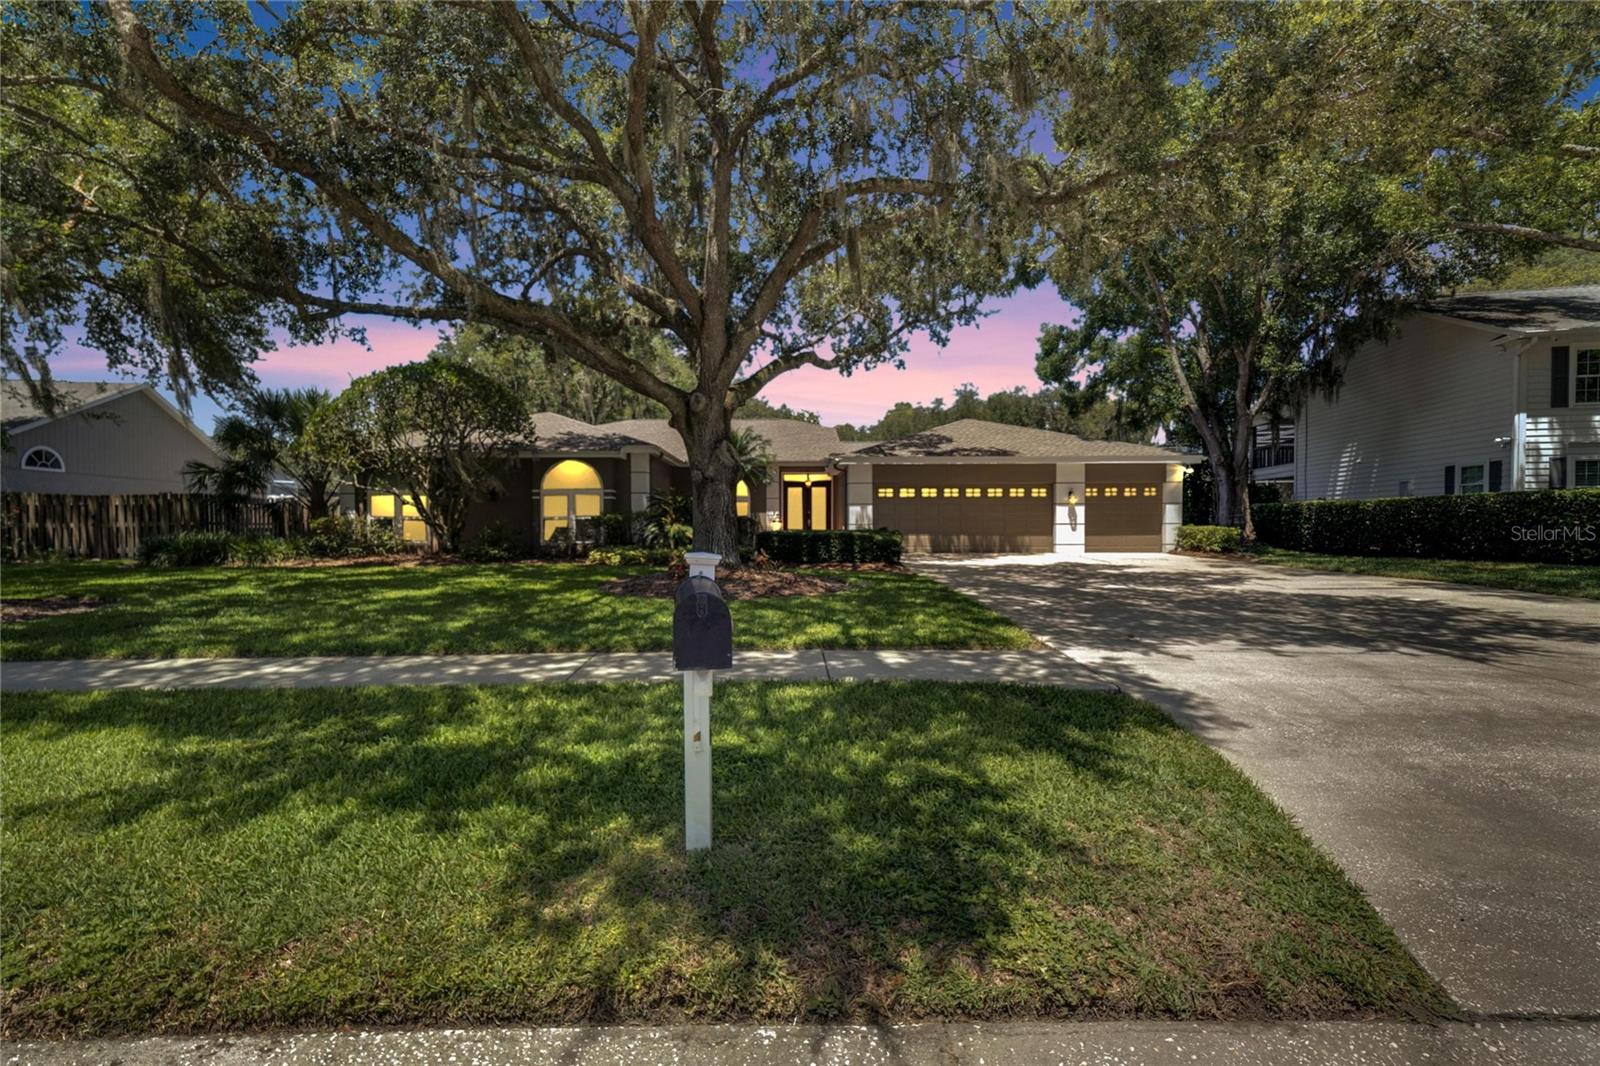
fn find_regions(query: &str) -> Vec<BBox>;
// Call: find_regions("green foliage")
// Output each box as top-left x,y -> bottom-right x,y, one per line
594,511 -> 637,547
135,531 -> 234,568
306,361 -> 531,553
836,382 -> 1159,444
227,535 -> 298,567
640,491 -> 693,550
1253,491 -> 1600,565
298,515 -> 404,559
460,520 -> 522,563
1459,247 -> 1600,293
755,529 -> 904,566
586,546 -> 674,567
184,388 -> 338,517
1175,525 -> 1243,554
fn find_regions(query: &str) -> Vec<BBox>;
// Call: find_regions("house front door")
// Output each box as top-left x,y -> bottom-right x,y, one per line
782,474 -> 831,530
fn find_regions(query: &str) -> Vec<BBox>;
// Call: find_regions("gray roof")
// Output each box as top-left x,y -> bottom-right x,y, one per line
846,418 -> 1190,462
529,412 -> 656,453
596,417 -> 845,464
2,379 -> 143,432
1428,286 -> 1600,334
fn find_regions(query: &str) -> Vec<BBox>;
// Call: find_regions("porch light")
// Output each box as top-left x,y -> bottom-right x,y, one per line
1067,491 -> 1079,506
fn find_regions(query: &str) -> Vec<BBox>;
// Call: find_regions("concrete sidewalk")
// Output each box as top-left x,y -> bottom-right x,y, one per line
8,1019 -> 1598,1066
0,648 -> 1102,692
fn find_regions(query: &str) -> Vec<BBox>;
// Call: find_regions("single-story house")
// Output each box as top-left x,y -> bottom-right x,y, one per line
398,414 -> 1191,555
1251,285 -> 1600,499
1,379 -> 221,495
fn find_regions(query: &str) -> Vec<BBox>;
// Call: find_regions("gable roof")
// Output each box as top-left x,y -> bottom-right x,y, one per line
2,379 -> 143,433
1427,286 -> 1600,334
845,418 -> 1190,462
595,417 -> 845,464
530,412 -> 656,453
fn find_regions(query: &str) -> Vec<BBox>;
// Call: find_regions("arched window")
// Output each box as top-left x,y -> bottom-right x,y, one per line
20,446 -> 64,472
735,479 -> 751,518
541,460 -> 603,541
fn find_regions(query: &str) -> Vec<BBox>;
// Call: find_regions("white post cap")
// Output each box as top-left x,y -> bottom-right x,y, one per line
683,551 -> 721,579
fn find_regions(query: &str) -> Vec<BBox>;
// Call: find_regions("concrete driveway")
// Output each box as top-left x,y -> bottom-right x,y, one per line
912,552 -> 1600,1018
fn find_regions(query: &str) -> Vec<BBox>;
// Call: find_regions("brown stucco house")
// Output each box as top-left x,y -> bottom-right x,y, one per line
1,379 -> 221,495
410,413 -> 1192,555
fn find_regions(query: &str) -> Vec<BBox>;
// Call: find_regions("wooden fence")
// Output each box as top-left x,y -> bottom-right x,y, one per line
2,493 -> 311,559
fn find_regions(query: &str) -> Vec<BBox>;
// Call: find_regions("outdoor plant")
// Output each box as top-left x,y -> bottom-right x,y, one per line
461,520 -> 522,563
755,529 -> 904,566
296,515 -> 405,559
641,491 -> 694,551
183,388 -> 341,519
586,546 -> 675,567
1175,525 -> 1243,554
136,531 -> 234,568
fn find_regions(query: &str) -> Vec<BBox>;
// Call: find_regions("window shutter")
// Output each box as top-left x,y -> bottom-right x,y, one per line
1551,456 -> 1567,489
1551,346 -> 1570,408
1444,465 -> 1455,495
1488,460 -> 1503,492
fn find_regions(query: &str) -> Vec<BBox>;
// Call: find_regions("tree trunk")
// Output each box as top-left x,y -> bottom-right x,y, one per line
680,400 -> 742,566
1213,461 -> 1236,528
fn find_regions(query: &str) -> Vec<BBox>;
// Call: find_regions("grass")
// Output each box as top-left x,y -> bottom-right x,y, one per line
1,682 -> 1449,1036
1247,547 -> 1600,599
0,560 -> 1032,660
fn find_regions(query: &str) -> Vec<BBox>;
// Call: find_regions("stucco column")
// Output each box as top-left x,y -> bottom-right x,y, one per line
1054,462 -> 1085,554
1162,463 -> 1185,551
845,464 -> 875,529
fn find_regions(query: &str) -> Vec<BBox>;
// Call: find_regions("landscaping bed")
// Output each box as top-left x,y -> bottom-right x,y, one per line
603,567 -> 847,600
0,682 -> 1450,1035
0,560 -> 1032,658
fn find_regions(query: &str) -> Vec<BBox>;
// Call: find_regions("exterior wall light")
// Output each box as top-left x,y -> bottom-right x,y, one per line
1067,491 -> 1079,506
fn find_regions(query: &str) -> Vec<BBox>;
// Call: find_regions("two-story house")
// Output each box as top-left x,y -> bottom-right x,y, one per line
1251,286 -> 1600,500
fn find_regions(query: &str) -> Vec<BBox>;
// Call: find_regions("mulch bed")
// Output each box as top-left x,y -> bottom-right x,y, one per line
603,569 -> 848,600
1,596 -> 105,623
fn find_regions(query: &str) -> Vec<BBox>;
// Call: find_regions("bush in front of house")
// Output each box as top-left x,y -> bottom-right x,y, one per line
755,529 -> 904,566
137,531 -> 235,567
460,520 -> 523,562
586,546 -> 677,567
1175,525 -> 1243,553
1252,489 -> 1600,564
296,514 -> 405,558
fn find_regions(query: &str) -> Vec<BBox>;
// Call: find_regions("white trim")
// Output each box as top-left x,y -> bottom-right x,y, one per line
1573,345 -> 1600,408
1570,451 -> 1600,490
19,445 -> 65,472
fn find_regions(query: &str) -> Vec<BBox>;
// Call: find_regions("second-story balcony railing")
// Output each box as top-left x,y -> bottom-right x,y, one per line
1252,443 -> 1295,469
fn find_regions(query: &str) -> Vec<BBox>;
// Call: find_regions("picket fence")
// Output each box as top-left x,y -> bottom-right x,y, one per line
1,492 -> 310,559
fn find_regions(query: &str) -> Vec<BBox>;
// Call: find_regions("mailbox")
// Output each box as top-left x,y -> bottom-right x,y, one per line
673,575 -> 733,671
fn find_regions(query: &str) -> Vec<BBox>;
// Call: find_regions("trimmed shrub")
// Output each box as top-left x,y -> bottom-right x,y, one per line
755,529 -> 903,566
295,514 -> 405,558
137,531 -> 234,567
1176,525 -> 1242,553
229,535 -> 297,566
595,511 -> 636,546
1252,489 -> 1600,565
461,520 -> 521,562
586,546 -> 675,567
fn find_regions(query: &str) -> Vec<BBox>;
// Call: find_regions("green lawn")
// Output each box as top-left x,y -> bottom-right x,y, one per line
1249,548 -> 1600,599
1,682 -> 1448,1036
0,561 -> 1032,660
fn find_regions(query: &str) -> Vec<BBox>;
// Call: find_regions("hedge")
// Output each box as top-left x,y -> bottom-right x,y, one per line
1252,489 -> 1600,565
1175,525 -> 1243,554
754,529 -> 904,565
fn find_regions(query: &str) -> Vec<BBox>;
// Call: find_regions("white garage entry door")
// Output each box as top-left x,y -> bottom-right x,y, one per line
871,464 -> 1054,553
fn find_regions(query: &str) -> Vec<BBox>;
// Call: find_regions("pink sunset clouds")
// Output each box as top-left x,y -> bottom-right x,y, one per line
56,286 -> 1080,431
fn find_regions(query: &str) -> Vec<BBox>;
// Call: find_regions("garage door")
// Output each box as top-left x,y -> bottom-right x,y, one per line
1085,464 -> 1163,552
873,464 -> 1053,553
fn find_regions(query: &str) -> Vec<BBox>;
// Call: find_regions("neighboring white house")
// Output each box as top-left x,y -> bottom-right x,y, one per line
1253,286 -> 1600,500
1,379 -> 221,495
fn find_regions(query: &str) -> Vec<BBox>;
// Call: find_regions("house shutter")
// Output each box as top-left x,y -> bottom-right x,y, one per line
1444,465 -> 1455,495
1551,346 -> 1570,408
1488,460 -> 1503,492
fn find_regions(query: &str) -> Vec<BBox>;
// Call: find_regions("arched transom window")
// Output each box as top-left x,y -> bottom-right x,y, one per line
20,446 -> 64,472
541,460 -> 603,541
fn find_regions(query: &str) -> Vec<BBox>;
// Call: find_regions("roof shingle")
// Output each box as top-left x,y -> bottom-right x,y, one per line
845,418 -> 1190,462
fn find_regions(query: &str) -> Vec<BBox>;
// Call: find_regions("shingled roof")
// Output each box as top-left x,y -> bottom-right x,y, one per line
845,418 -> 1190,462
1427,286 -> 1600,334
2,379 -> 143,432
529,412 -> 657,453
596,417 -> 845,463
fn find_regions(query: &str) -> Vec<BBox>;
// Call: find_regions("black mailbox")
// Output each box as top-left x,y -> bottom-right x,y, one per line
673,575 -> 733,670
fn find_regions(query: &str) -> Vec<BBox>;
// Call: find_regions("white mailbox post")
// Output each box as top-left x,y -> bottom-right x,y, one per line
680,551 -> 723,851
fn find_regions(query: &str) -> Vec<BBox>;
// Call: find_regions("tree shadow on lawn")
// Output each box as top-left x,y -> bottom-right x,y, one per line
5,682 -> 1441,1028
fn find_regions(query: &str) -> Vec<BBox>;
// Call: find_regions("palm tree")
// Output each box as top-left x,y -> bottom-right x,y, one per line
727,426 -> 774,495
185,388 -> 340,518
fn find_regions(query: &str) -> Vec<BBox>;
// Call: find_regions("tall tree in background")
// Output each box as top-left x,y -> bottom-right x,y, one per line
835,381 -> 1157,444
1035,2 -> 1600,536
183,387 -> 339,518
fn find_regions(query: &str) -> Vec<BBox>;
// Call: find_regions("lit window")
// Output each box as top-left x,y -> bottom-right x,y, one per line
1008,487 -> 1025,498
1143,486 -> 1158,497
20,446 -> 63,472
986,487 -> 1003,497
1029,487 -> 1048,498
1459,464 -> 1486,494
920,486 -> 938,498
964,487 -> 981,498
542,460 -> 603,542
898,487 -> 916,498
942,487 -> 960,498
1574,459 -> 1600,488
1578,349 -> 1600,405
876,486 -> 894,498
1084,487 -> 1099,497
